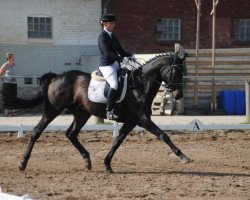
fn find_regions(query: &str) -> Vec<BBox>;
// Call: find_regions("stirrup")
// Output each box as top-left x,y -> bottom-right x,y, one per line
106,110 -> 119,120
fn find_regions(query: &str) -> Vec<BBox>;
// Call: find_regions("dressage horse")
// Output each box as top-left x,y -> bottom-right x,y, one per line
18,53 -> 191,173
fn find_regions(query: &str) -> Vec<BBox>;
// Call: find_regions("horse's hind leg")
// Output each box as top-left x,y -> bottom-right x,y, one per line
65,111 -> 91,170
18,110 -> 60,171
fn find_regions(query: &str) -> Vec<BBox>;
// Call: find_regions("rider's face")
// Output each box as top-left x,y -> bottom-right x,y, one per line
103,21 -> 115,32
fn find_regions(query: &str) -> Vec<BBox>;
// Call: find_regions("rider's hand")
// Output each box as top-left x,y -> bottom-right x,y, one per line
122,57 -> 130,65
129,55 -> 136,62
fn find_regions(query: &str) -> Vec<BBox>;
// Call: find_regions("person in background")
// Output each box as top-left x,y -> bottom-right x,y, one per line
98,13 -> 135,120
0,52 -> 17,115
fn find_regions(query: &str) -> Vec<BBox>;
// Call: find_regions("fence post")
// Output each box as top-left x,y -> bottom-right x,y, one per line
246,77 -> 250,123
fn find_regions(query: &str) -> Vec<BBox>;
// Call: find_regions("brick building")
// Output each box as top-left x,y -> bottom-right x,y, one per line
105,0 -> 250,53
104,0 -> 250,111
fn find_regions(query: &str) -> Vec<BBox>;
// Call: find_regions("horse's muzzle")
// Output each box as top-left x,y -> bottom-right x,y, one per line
173,89 -> 183,100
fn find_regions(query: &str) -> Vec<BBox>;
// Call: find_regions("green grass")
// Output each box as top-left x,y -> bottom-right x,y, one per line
241,121 -> 250,124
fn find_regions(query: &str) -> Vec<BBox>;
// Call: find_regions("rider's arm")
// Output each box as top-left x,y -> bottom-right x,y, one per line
0,64 -> 7,75
98,35 -> 123,62
112,35 -> 132,58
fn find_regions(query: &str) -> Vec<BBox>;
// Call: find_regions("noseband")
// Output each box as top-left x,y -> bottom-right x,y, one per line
161,63 -> 184,91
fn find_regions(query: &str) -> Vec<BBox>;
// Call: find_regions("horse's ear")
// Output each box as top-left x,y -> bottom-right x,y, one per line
181,52 -> 188,62
173,51 -> 187,64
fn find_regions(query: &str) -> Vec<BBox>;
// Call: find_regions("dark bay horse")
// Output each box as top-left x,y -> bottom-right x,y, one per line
18,53 -> 191,173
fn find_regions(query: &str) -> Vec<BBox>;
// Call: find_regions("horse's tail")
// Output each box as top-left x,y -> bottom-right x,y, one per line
3,72 -> 57,109
39,72 -> 57,97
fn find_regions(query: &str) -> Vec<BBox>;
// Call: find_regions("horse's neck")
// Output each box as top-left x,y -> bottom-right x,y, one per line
142,65 -> 162,104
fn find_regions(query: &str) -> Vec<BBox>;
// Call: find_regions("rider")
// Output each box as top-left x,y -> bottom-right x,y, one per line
98,13 -> 135,120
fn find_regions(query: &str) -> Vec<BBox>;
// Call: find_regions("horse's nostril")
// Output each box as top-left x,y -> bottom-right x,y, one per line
174,89 -> 183,100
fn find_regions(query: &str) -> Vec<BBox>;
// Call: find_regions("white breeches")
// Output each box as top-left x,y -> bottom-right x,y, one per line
99,61 -> 120,90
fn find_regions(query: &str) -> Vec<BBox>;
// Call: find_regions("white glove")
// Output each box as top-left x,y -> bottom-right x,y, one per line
129,55 -> 136,62
122,57 -> 130,65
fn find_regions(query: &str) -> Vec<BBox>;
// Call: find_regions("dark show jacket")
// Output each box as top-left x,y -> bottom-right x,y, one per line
98,30 -> 132,66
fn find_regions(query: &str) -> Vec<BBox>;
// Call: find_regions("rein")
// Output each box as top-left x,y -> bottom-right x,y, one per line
127,61 -> 165,88
128,60 -> 183,90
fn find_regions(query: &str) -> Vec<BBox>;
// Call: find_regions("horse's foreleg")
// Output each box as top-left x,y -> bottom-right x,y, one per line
104,122 -> 136,173
138,118 -> 191,164
65,113 -> 91,170
18,114 -> 57,171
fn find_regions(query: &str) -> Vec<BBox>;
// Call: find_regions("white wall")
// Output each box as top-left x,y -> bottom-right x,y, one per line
0,0 -> 101,45
0,0 -> 102,77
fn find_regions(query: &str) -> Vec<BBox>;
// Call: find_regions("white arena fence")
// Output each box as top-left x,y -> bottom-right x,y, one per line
0,187 -> 33,200
1,120 -> 250,139
0,193 -> 32,200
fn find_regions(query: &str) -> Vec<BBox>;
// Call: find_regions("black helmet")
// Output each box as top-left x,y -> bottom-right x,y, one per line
100,13 -> 116,22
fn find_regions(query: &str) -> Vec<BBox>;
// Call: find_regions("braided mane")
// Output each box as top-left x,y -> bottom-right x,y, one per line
141,52 -> 173,67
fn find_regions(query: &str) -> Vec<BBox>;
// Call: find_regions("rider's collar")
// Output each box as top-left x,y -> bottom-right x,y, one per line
104,28 -> 112,38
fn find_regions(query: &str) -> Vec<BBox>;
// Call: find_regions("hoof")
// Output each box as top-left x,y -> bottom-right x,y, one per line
18,162 -> 26,171
84,157 -> 92,170
181,156 -> 192,164
85,162 -> 92,170
106,168 -> 114,174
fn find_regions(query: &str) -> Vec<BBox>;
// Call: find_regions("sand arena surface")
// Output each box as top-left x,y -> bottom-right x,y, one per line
0,130 -> 249,200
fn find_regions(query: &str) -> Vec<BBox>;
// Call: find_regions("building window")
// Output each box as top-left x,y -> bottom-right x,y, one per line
234,19 -> 250,41
28,17 -> 52,39
156,18 -> 181,41
36,78 -> 41,84
24,77 -> 33,84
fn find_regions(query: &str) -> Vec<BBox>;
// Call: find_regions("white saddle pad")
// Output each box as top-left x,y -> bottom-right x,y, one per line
88,71 -> 128,103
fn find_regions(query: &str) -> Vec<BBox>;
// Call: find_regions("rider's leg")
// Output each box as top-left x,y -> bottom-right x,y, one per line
99,62 -> 119,120
106,87 -> 118,120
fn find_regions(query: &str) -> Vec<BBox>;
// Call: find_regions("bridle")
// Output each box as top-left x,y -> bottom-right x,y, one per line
130,57 -> 184,91
160,62 -> 184,91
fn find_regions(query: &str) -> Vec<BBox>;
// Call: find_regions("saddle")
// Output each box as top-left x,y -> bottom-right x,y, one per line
88,69 -> 128,103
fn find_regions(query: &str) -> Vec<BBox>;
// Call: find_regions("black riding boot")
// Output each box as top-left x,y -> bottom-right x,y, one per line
106,88 -> 118,120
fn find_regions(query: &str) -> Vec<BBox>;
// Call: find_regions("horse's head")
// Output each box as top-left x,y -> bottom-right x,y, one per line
141,52 -> 187,100
160,52 -> 187,100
